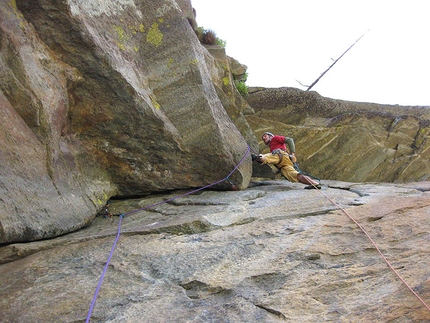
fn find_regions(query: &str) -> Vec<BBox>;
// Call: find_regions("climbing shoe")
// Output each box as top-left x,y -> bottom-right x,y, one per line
304,184 -> 321,190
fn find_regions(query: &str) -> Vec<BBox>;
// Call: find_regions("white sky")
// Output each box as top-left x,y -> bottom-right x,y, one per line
191,0 -> 430,106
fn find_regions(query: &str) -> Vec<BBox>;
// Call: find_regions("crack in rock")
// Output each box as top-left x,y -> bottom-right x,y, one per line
254,303 -> 287,320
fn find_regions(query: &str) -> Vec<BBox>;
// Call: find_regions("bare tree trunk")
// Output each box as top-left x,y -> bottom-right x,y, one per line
306,30 -> 369,92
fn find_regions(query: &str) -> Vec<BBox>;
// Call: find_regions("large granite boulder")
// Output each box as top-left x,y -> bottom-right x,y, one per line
0,0 -> 254,244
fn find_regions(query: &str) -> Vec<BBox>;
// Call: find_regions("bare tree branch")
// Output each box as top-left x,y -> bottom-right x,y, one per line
306,30 -> 370,92
296,79 -> 309,87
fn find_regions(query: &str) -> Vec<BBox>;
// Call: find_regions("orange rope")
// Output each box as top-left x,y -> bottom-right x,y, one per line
315,185 -> 430,312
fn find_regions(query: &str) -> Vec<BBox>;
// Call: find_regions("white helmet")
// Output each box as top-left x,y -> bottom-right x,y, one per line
262,132 -> 274,138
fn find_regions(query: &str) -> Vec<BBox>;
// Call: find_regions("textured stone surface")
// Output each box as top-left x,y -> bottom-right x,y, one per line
2,0 -> 428,246
0,180 -> 429,322
0,0 -> 253,243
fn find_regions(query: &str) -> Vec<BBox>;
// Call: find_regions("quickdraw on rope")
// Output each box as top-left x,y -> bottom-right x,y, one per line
226,177 -> 237,191
85,146 -> 251,322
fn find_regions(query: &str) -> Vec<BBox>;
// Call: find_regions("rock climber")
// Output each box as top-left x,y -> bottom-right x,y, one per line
252,132 -> 321,189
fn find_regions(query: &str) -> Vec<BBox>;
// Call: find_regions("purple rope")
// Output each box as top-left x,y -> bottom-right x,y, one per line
85,214 -> 124,323
85,146 -> 250,321
123,145 -> 251,218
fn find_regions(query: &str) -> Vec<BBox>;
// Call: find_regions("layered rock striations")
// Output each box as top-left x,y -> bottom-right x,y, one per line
246,87 -> 430,182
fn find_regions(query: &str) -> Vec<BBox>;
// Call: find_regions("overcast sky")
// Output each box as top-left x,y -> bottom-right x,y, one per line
191,0 -> 429,106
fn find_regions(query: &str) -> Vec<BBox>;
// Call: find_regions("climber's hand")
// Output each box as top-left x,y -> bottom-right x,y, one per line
256,154 -> 265,163
251,154 -> 264,163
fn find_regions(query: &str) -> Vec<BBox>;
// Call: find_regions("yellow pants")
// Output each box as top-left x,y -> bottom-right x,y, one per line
261,152 -> 299,182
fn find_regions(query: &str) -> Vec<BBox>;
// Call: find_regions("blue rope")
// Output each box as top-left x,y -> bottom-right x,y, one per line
85,146 -> 250,321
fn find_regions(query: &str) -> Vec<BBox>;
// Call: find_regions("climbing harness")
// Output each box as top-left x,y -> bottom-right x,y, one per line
272,149 -> 286,167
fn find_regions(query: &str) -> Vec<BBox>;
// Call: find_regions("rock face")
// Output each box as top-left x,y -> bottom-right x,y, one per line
0,0 -> 254,243
1,1 -> 430,320
0,180 -> 429,322
1,0 -> 429,246
246,87 -> 430,183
